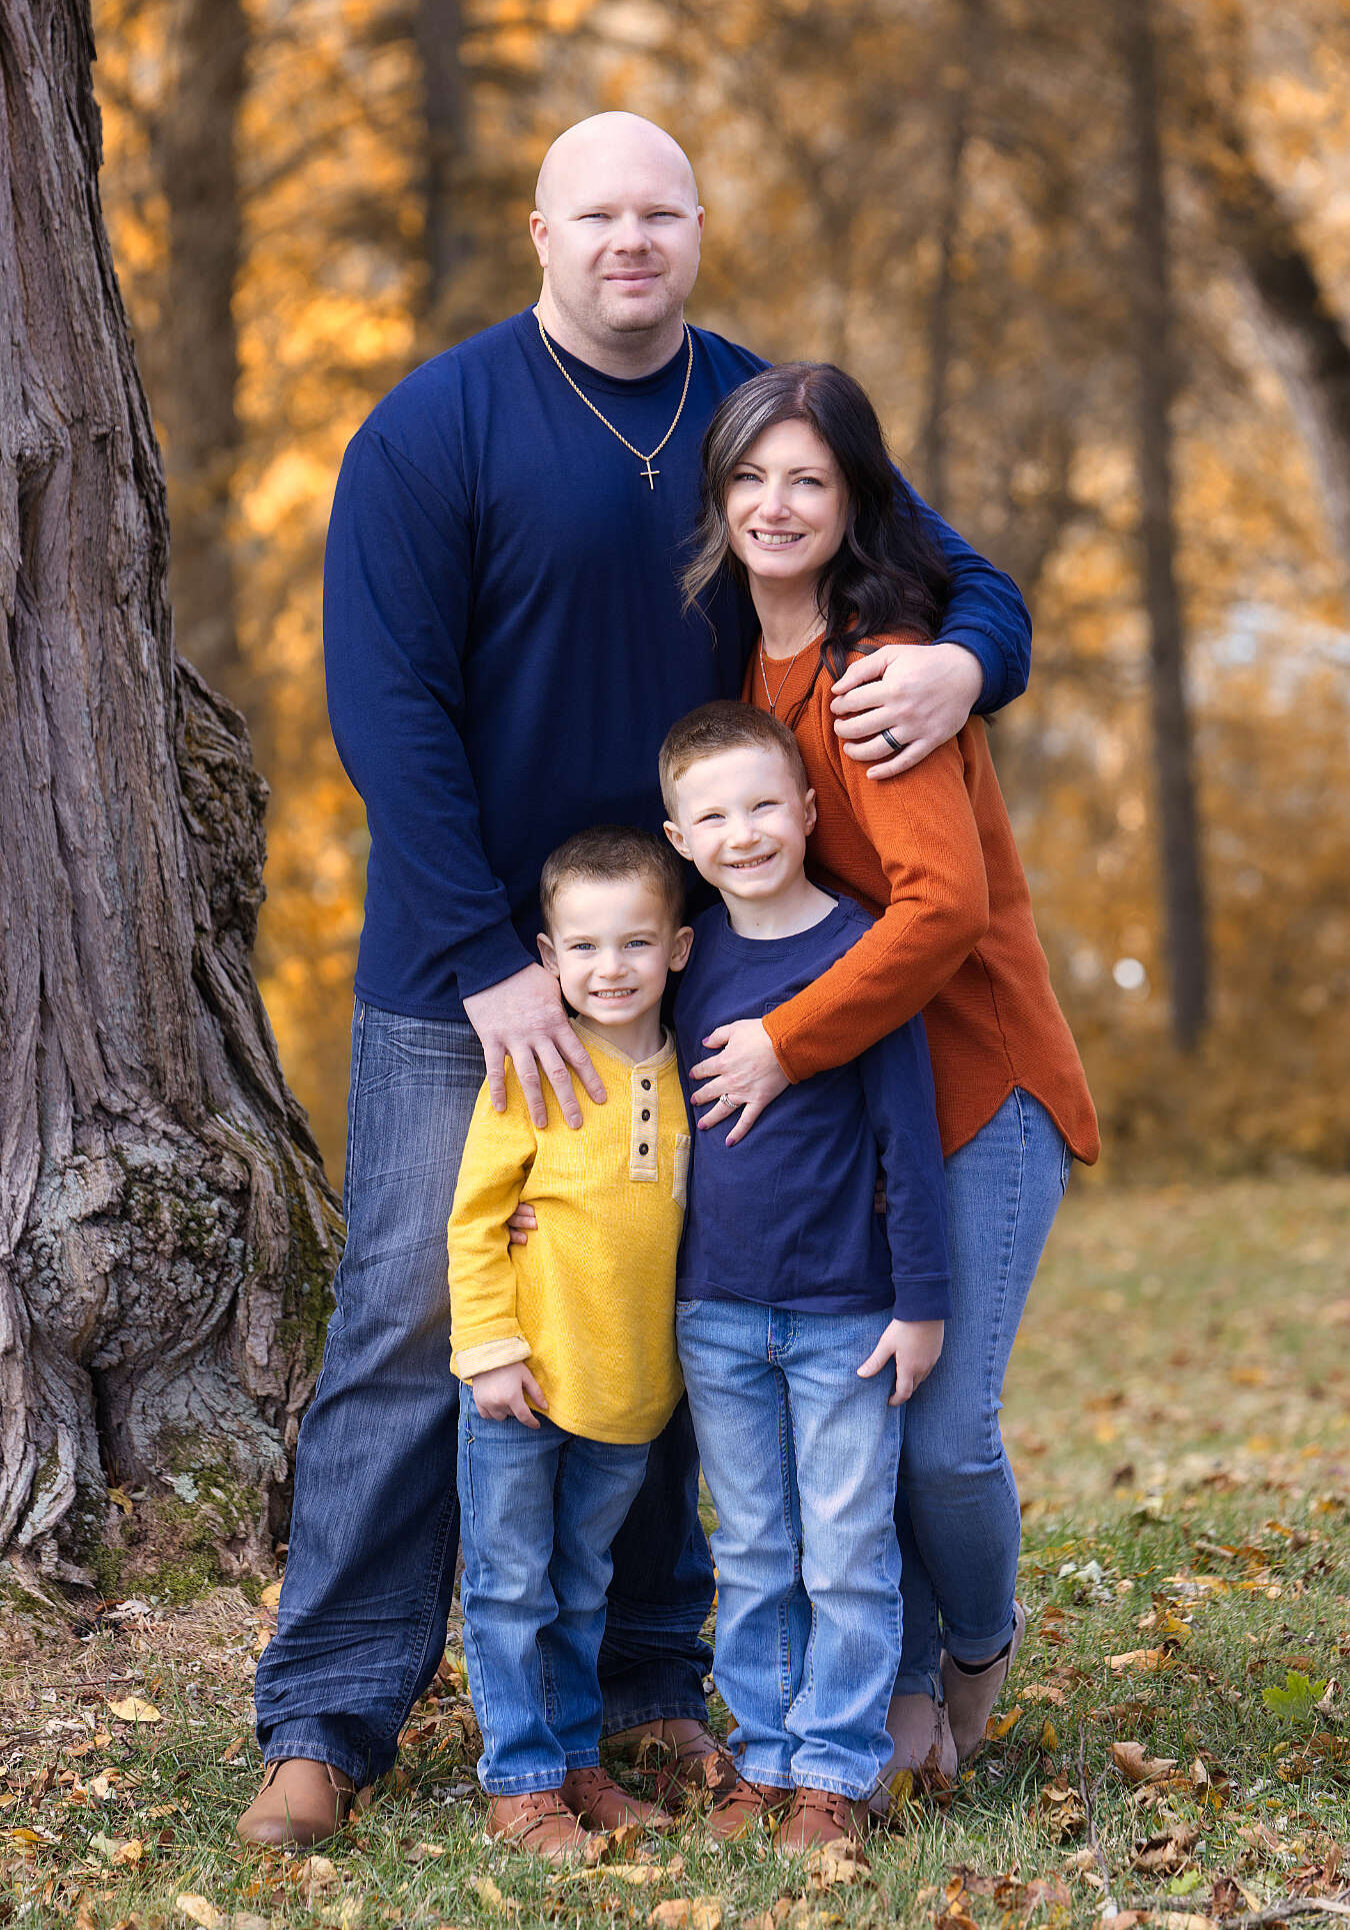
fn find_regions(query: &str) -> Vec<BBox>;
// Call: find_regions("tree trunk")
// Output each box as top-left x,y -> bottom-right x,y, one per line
1120,0 -> 1210,1052
1179,65 -> 1350,592
0,0 -> 341,1587
416,0 -> 469,332
918,0 -> 985,516
155,0 -> 248,709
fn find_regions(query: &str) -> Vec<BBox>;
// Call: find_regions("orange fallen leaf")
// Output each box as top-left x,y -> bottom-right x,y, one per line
175,1898 -> 223,1930
259,1581 -> 283,1610
989,1705 -> 1023,1740
1112,1741 -> 1179,1785
647,1903 -> 723,1930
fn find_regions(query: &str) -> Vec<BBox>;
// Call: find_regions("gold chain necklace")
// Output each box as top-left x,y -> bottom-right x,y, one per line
759,634 -> 817,714
534,307 -> 694,489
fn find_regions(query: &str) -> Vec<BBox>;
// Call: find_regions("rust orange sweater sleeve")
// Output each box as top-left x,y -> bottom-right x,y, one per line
764,728 -> 990,1084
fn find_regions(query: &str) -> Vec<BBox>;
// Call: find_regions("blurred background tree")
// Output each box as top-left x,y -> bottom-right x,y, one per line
89,0 -> 1350,1179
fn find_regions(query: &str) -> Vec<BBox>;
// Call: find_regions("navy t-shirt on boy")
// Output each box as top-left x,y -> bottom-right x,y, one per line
674,896 -> 952,1323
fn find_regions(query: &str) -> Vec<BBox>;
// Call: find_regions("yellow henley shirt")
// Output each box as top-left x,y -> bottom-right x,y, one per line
448,1019 -> 689,1445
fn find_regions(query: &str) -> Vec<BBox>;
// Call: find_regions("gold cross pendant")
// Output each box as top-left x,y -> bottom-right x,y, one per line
641,458 -> 659,488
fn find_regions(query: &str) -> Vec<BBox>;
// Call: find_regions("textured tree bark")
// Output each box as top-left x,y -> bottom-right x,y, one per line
0,0 -> 341,1586
157,0 -> 248,707
1120,0 -> 1210,1052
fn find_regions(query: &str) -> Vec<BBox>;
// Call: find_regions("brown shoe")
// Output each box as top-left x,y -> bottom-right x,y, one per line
486,1788 -> 589,1865
941,1600 -> 1027,1759
607,1719 -> 738,1808
236,1758 -> 367,1847
560,1765 -> 674,1831
704,1776 -> 793,1843
776,1786 -> 871,1858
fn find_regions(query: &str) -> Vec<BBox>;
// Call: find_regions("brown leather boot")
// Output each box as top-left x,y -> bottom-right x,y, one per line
776,1786 -> 872,1859
704,1776 -> 793,1843
941,1600 -> 1027,1759
560,1765 -> 674,1831
607,1718 -> 738,1808
236,1758 -> 367,1847
486,1789 -> 589,1865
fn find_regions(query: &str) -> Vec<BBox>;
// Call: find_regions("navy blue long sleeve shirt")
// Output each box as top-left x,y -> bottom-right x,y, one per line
323,308 -> 1032,1020
673,898 -> 951,1323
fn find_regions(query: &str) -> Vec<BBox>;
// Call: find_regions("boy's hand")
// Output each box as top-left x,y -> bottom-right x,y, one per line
506,1203 -> 537,1247
690,1019 -> 790,1144
471,1361 -> 548,1427
830,641 -> 982,777
857,1319 -> 944,1406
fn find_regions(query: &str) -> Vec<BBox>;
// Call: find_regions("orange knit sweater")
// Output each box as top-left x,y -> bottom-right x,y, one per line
749,644 -> 1100,1163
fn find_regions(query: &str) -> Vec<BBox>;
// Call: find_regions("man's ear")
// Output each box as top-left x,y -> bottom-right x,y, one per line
664,819 -> 690,860
528,210 -> 549,268
802,787 -> 817,837
537,930 -> 560,977
670,925 -> 694,973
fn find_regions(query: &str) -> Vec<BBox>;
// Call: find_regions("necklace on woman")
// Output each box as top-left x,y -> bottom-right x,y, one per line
758,633 -> 818,714
534,308 -> 694,490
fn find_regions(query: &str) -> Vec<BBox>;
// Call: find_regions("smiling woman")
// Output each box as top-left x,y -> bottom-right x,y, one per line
676,359 -> 1098,1794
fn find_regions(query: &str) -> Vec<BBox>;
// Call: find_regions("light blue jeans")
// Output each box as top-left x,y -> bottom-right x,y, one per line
895,1087 -> 1073,1694
253,1004 -> 713,1786
676,1299 -> 904,1800
458,1409 -> 649,1794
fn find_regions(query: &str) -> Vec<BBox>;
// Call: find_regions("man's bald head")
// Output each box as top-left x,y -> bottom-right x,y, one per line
535,113 -> 698,216
530,113 -> 704,376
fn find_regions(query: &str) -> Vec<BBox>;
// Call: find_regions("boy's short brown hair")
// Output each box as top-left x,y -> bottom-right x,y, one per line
658,701 -> 810,818
539,824 -> 686,933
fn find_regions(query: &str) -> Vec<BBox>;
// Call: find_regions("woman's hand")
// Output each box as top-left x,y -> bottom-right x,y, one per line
688,1019 -> 790,1145
830,641 -> 984,778
857,1318 -> 944,1405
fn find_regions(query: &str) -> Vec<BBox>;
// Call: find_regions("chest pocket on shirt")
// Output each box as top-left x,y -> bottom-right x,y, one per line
673,1134 -> 691,1209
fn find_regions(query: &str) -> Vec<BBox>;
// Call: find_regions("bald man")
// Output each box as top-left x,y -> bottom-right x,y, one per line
242,113 -> 1032,1849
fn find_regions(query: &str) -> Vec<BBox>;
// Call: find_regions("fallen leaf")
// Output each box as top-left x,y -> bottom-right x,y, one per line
1112,1741 -> 1179,1785
583,1819 -> 646,1866
1262,1669 -> 1327,1724
90,1831 -> 121,1856
176,1899 -> 224,1930
805,1840 -> 870,1889
1130,1824 -> 1199,1874
406,1840 -> 446,1861
647,1903 -> 723,1930
990,1705 -> 1023,1740
472,1876 -> 506,1910
1041,1719 -> 1059,1751
259,1582 -> 283,1610
113,1838 -> 144,1865
107,1698 -> 161,1725
229,1915 -> 272,1930
297,1853 -> 340,1894
1108,1649 -> 1169,1674
1022,1684 -> 1068,1706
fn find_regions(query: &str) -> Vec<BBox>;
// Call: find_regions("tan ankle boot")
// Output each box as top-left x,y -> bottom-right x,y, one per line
941,1600 -> 1027,1759
236,1758 -> 367,1847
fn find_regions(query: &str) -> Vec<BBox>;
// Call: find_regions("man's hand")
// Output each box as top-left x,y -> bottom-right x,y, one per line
463,963 -> 606,1129
857,1318 -> 945,1406
830,641 -> 983,777
689,1019 -> 790,1145
471,1360 -> 548,1427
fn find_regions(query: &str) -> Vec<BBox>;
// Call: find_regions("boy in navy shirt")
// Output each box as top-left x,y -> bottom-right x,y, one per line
660,703 -> 951,1855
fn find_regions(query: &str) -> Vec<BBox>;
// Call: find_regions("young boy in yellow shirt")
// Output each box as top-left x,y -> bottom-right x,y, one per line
448,826 -> 693,1864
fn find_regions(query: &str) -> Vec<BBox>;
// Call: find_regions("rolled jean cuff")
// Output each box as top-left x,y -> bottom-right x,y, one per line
944,1606 -> 1020,1666
481,1767 -> 577,1797
260,1724 -> 381,1790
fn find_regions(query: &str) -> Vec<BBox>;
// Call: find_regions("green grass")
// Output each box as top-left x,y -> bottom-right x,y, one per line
2,1179 -> 1347,1929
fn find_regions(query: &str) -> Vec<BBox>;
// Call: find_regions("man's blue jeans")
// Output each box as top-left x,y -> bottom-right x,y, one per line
253,1003 -> 713,1786
676,1299 -> 903,1801
458,1408 -> 648,1794
895,1088 -> 1073,1694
